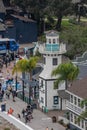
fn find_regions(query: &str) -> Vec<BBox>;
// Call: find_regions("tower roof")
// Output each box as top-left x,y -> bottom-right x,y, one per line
46,30 -> 58,37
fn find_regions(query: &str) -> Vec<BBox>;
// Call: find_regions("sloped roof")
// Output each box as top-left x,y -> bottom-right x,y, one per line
11,14 -> 36,23
67,76 -> 87,99
0,0 -> 6,13
58,90 -> 69,99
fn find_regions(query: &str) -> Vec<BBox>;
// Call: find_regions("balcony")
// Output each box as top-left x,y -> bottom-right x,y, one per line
66,101 -> 85,115
39,43 -> 66,54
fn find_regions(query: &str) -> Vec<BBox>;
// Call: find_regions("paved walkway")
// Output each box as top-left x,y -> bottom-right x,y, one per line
0,55 -> 65,130
0,95 -> 65,130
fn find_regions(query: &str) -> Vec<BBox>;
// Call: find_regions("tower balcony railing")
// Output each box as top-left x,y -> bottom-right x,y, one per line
39,43 -> 66,54
66,101 -> 85,115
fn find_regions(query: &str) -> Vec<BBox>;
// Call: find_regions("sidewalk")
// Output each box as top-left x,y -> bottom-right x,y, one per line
0,59 -> 65,130
0,95 -> 65,130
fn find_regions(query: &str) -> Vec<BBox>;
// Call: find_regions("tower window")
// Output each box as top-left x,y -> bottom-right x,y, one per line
53,39 -> 55,43
53,58 -> 57,65
49,39 -> 51,43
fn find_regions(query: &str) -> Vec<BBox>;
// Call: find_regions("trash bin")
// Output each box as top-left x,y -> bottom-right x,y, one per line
1,104 -> 6,111
52,116 -> 56,123
45,107 -> 48,113
44,107 -> 46,113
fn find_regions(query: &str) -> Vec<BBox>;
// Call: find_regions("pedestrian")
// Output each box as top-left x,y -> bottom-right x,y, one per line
6,89 -> 10,99
22,109 -> 25,117
2,90 -> 4,98
12,90 -> 16,102
8,107 -> 14,114
46,127 -> 49,130
51,128 -> 54,130
25,114 -> 28,123
17,113 -> 21,120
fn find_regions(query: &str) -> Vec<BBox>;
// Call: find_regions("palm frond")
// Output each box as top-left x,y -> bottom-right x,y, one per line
81,99 -> 87,108
51,62 -> 79,88
78,110 -> 87,122
54,76 -> 65,89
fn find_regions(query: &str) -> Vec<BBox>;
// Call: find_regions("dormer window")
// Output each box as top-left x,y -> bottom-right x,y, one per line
53,39 -> 55,44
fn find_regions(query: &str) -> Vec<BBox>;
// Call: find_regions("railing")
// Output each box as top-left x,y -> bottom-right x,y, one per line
39,43 -> 66,54
66,101 -> 85,115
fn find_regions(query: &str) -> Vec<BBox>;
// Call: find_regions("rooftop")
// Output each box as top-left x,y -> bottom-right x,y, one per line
11,14 -> 36,23
67,76 -> 87,99
46,30 -> 58,37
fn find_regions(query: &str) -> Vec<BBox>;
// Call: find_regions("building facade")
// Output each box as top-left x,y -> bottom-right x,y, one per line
66,77 -> 87,130
38,31 -> 66,110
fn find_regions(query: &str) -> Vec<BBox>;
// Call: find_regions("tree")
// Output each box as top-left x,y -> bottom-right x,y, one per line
12,56 -> 39,102
48,0 -> 72,31
78,99 -> 87,122
11,0 -> 48,34
72,0 -> 87,23
60,23 -> 87,59
51,62 -> 79,89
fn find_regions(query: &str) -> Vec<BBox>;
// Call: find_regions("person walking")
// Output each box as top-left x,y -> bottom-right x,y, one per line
12,90 -> 16,102
46,127 -> 49,130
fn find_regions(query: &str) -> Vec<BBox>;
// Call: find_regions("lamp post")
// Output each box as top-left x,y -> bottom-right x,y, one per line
22,72 -> 25,101
15,73 -> 17,92
14,62 -> 17,92
22,80 -> 25,101
28,82 -> 31,105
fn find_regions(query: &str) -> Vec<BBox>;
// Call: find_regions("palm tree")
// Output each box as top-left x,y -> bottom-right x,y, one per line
78,99 -> 87,122
12,56 -> 39,102
51,62 -> 79,89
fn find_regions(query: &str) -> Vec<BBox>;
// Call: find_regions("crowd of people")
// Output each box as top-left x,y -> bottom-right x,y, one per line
21,104 -> 33,123
0,79 -> 17,102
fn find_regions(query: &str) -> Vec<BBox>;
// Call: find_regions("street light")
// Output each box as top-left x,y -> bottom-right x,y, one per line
22,79 -> 25,101
15,72 -> 17,92
14,62 -> 17,92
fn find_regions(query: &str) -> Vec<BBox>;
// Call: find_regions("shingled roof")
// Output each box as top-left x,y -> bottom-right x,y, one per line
67,76 -> 87,99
